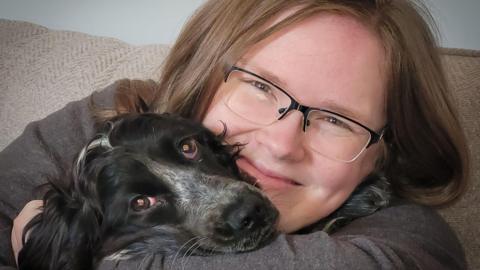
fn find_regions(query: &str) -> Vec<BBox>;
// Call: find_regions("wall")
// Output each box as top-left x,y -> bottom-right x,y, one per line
427,0 -> 480,50
0,0 -> 204,45
0,0 -> 479,49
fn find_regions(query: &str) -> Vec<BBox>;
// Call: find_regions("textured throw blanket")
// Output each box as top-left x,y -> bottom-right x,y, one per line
0,19 -> 169,150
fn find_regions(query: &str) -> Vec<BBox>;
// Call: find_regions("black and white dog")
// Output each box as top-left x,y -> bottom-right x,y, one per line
18,113 -> 279,270
18,107 -> 392,270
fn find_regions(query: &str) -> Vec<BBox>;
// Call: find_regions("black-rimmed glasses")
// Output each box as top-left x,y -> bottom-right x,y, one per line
223,66 -> 386,162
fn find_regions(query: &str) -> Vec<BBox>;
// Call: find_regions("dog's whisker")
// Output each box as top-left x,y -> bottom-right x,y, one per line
181,237 -> 205,270
180,237 -> 200,269
186,237 -> 205,257
138,253 -> 155,270
204,239 -> 218,256
170,236 -> 202,269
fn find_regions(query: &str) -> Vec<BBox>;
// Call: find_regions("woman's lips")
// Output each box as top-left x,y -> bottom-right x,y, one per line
236,157 -> 301,189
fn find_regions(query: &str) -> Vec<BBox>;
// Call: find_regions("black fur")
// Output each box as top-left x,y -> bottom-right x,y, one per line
18,113 -> 278,270
18,110 -> 392,269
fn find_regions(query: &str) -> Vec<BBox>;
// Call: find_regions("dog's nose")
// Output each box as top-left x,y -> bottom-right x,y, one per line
220,191 -> 277,236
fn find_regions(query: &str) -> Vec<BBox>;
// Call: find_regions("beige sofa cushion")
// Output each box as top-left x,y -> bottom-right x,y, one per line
438,48 -> 480,270
1,19 -> 479,269
0,19 -> 169,150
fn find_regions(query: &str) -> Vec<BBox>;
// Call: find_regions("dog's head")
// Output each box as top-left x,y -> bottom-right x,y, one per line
73,113 -> 278,258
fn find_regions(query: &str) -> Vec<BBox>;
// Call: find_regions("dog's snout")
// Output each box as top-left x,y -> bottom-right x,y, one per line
227,196 -> 263,232
219,191 -> 278,237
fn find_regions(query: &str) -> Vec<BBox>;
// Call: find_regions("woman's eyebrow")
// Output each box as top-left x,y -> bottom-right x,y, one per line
254,69 -> 288,89
237,61 -> 288,88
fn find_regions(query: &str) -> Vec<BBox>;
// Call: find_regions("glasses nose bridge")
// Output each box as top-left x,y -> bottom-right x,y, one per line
277,99 -> 310,132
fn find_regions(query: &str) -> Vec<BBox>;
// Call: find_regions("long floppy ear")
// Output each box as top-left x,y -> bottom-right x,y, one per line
18,185 -> 101,270
18,135 -> 113,270
71,131 -> 115,226
74,130 -> 113,184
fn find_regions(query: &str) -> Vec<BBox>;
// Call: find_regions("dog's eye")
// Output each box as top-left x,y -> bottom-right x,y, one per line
180,138 -> 199,160
131,195 -> 157,211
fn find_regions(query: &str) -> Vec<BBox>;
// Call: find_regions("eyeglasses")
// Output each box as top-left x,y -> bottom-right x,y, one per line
223,66 -> 386,163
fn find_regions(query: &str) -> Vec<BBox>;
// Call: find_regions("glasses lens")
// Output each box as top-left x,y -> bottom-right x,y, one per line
306,110 -> 372,162
223,67 -> 374,162
224,69 -> 290,125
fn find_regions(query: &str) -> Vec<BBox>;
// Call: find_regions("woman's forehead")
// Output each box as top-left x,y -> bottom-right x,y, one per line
238,13 -> 387,128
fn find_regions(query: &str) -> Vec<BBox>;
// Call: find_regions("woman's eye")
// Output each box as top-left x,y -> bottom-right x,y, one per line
310,114 -> 353,133
250,80 -> 270,92
326,117 -> 339,125
325,117 -> 350,130
131,195 -> 157,211
179,138 -> 199,160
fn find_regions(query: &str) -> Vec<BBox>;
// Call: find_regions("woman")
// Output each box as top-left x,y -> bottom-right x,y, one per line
2,0 -> 469,269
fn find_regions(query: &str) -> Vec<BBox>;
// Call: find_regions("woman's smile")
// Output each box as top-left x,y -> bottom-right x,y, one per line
236,157 -> 301,190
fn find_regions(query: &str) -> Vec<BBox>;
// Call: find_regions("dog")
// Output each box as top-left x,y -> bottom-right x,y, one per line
18,112 -> 279,270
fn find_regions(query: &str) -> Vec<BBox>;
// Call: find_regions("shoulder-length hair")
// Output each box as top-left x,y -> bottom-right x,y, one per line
109,0 -> 469,207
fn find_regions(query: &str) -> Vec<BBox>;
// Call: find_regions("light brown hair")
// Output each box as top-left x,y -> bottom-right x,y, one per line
111,0 -> 469,207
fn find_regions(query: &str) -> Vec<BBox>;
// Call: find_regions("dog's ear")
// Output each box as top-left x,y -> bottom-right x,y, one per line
75,131 -> 112,175
18,143 -> 110,270
69,133 -> 113,243
18,186 -> 102,270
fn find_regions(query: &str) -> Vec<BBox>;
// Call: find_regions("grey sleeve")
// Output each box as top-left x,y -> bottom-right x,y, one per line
98,202 -> 466,270
0,82 -> 465,270
0,84 -> 117,268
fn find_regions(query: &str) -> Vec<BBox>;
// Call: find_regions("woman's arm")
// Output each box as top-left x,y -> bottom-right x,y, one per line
98,201 -> 466,270
0,84 -> 117,268
1,80 -> 465,269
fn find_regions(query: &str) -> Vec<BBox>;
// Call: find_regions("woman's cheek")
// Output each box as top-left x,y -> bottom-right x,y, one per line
274,164 -> 367,232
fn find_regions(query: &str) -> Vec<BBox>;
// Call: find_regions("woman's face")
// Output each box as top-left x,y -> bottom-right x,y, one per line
203,13 -> 387,233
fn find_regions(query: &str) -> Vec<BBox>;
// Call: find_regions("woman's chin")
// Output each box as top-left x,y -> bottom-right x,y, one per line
266,187 -> 332,233
235,157 -> 317,233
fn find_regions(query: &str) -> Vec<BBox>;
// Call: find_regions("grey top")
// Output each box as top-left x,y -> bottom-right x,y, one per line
0,82 -> 466,270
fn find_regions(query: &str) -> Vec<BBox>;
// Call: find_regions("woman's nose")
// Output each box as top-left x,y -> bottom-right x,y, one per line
255,111 -> 306,161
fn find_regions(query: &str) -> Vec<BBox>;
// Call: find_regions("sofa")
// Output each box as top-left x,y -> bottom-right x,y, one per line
1,19 -> 479,269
